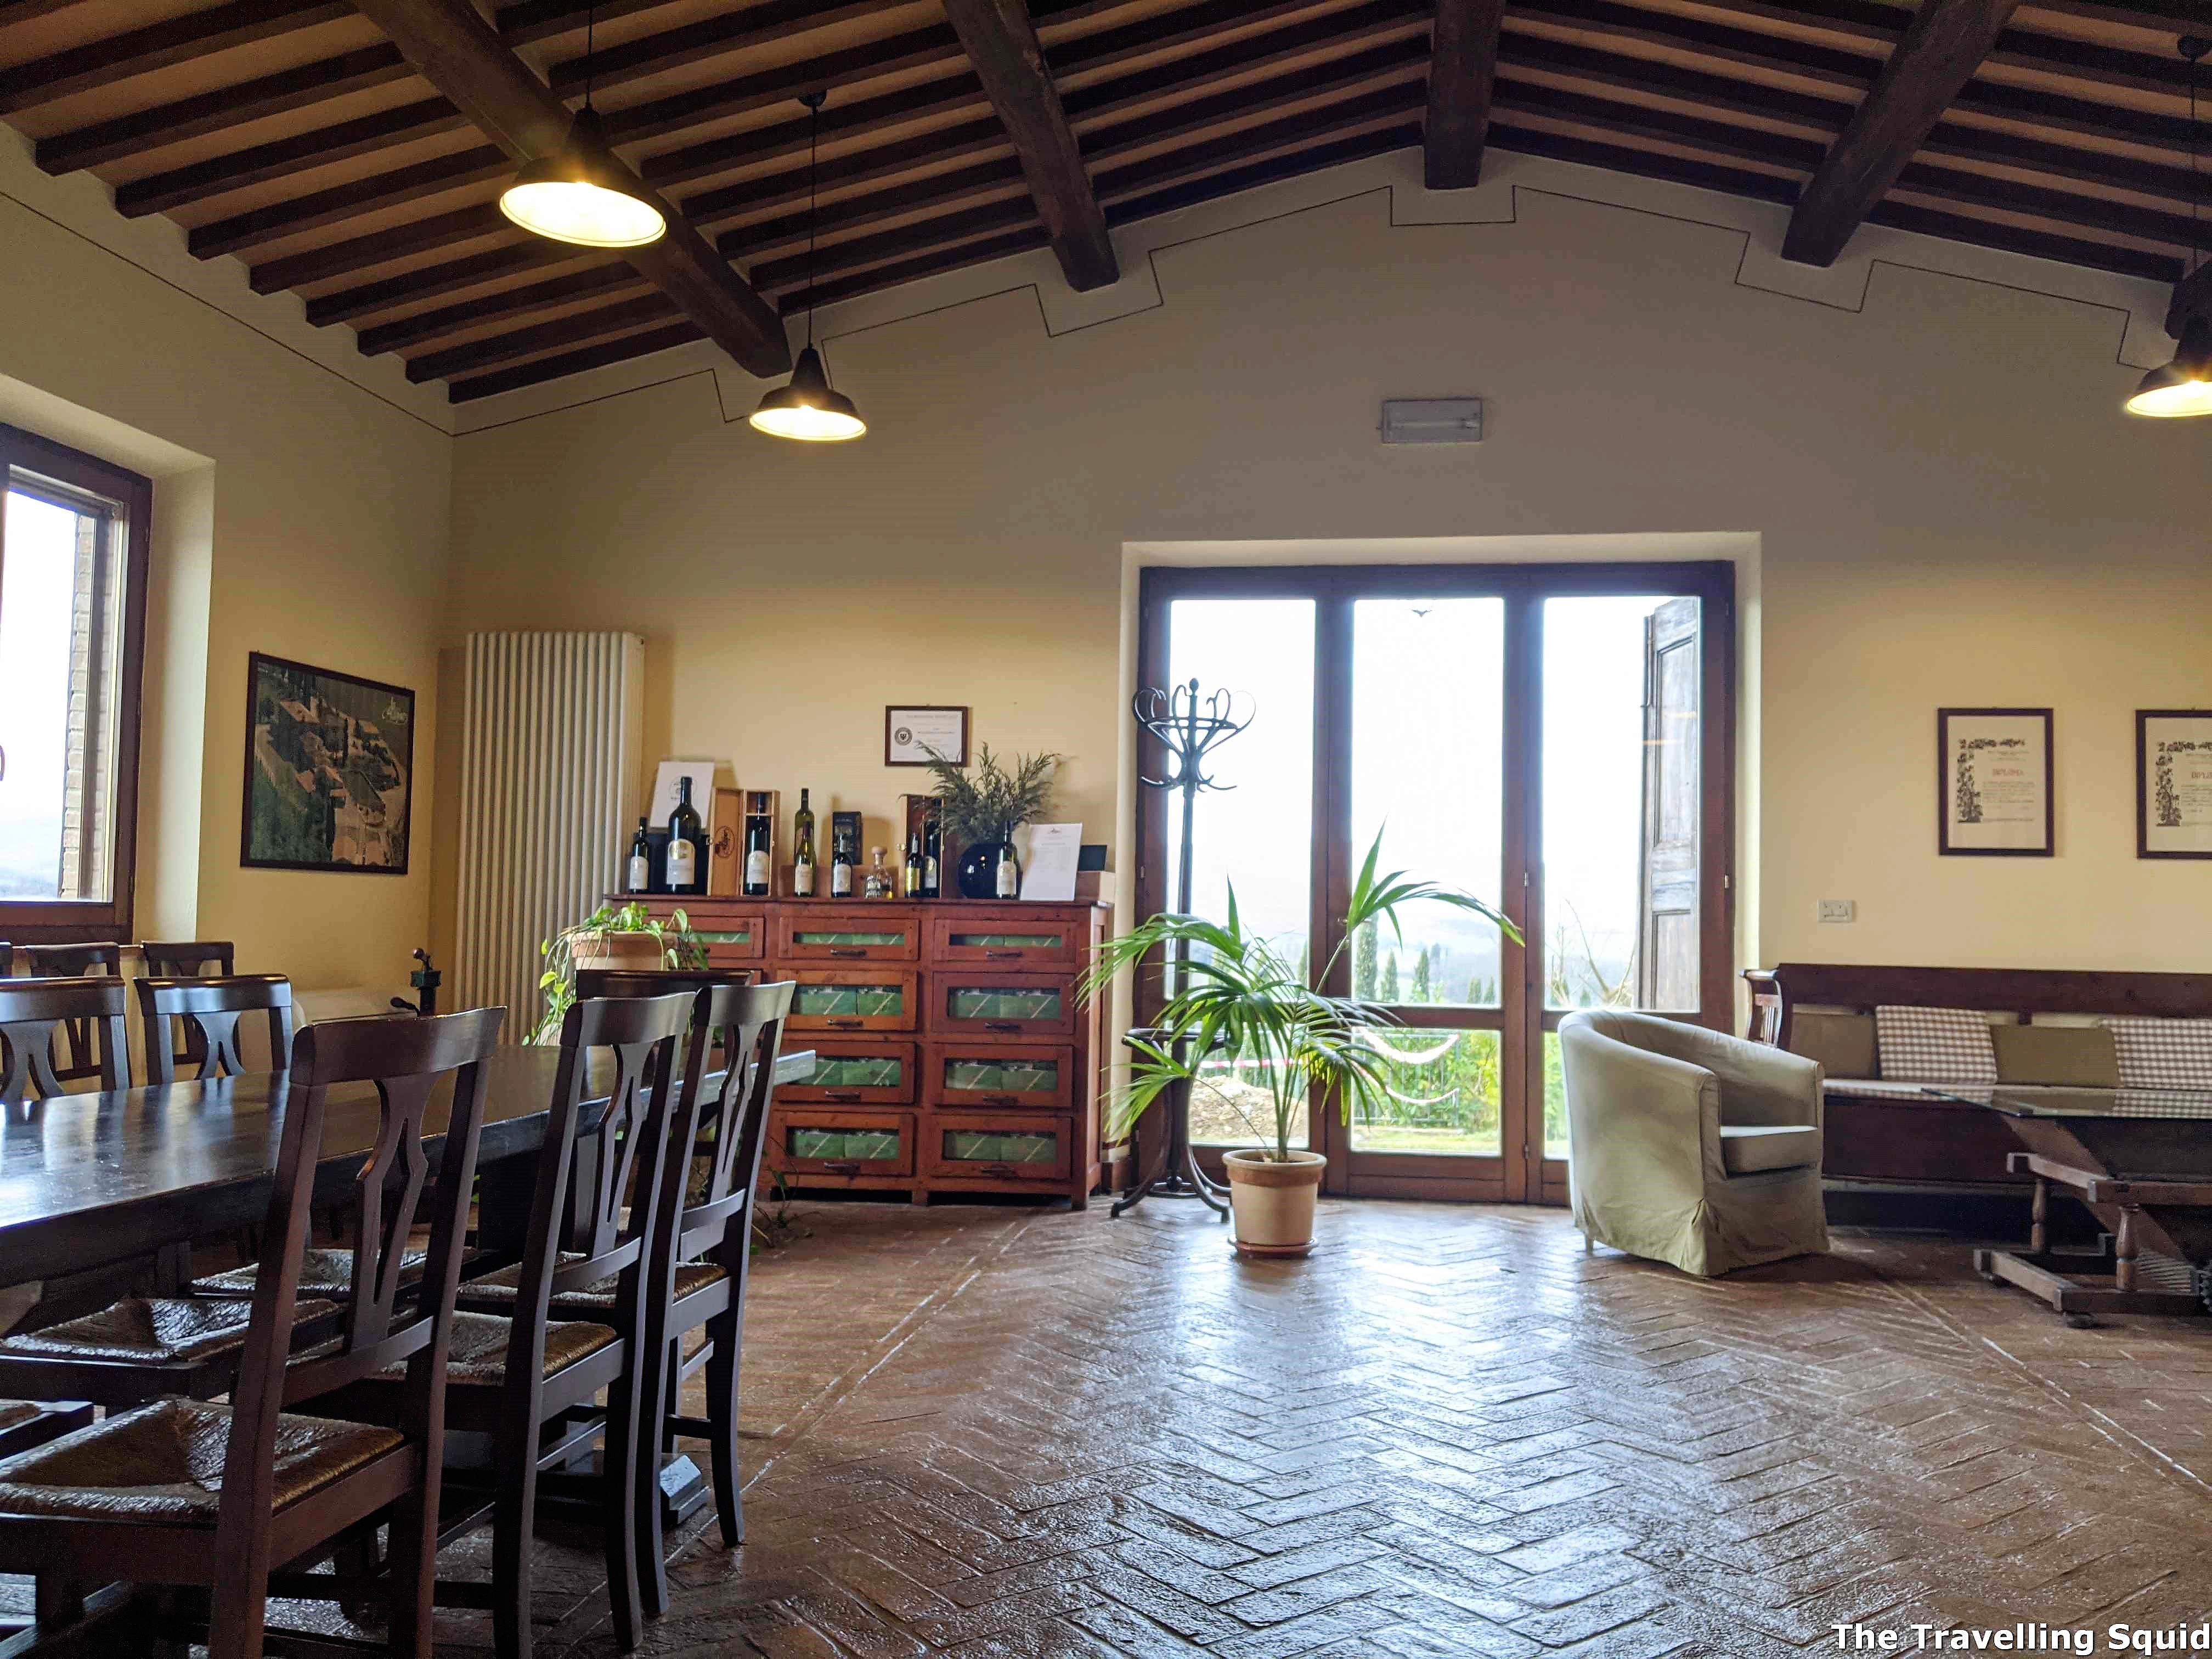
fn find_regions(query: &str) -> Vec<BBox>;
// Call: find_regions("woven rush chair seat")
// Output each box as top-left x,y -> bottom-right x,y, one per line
408,1311 -> 618,1386
0,1402 -> 40,1433
459,1256 -> 726,1314
191,1246 -> 428,1299
0,1397 -> 402,1524
0,1296 -> 334,1365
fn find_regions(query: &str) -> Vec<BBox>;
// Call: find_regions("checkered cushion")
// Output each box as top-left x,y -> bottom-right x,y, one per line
2102,1018 -> 2212,1091
1874,1006 -> 1999,1084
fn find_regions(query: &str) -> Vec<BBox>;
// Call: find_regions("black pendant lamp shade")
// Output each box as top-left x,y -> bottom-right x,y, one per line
498,7 -> 665,249
751,91 -> 867,441
2128,34 -> 2212,417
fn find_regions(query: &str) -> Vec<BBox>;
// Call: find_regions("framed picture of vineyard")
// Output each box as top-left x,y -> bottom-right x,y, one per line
1937,708 -> 2052,857
2137,709 -> 2212,860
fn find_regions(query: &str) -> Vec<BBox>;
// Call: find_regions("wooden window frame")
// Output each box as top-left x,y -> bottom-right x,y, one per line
1133,559 -> 1737,1203
0,423 -> 153,945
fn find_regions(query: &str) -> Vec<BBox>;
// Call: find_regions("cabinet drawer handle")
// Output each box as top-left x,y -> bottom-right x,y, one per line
823,1160 -> 863,1175
980,1162 -> 1017,1178
826,1018 -> 865,1030
830,946 -> 867,957
983,1020 -> 1022,1033
824,1090 -> 862,1103
980,1093 -> 1019,1105
984,949 -> 1024,959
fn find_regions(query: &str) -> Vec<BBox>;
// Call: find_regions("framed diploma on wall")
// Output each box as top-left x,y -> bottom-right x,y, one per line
1938,708 -> 2053,856
885,705 -> 969,767
2137,709 -> 2212,859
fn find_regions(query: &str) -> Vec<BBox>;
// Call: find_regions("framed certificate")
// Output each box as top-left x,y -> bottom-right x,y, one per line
2138,709 -> 2212,859
1938,708 -> 2052,856
885,705 -> 968,767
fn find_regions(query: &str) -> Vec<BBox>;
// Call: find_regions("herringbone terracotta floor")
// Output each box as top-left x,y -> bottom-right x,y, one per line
519,1199 -> 2212,1659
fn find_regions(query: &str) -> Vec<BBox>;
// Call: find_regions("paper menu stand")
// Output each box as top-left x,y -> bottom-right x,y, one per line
1019,823 -> 1081,902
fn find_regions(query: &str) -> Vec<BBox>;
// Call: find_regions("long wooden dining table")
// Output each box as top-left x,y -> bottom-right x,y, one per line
0,1045 -> 817,1289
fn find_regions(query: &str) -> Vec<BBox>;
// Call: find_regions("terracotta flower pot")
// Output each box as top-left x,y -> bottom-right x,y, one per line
1222,1149 -> 1328,1259
569,930 -> 665,972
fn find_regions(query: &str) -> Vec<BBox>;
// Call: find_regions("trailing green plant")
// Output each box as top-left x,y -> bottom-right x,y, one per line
1079,829 -> 1521,1163
532,899 -> 707,1044
923,743 -> 1060,846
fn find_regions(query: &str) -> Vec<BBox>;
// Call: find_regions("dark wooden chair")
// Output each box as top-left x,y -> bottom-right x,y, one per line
6,949 -> 126,1088
0,1400 -> 92,1459
573,967 -> 756,1001
0,977 -> 129,1106
139,940 -> 238,1070
136,973 -> 295,1084
627,978 -> 793,1615
0,1004 -> 504,1659
335,990 -> 694,1659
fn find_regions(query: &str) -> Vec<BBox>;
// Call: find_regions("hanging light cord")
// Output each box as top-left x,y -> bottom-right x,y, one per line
2188,26 -> 2205,279
584,2 -> 596,112
805,93 -> 822,351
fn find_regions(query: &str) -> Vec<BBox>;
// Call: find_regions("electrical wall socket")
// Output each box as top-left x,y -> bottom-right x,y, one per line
1818,899 -> 1857,924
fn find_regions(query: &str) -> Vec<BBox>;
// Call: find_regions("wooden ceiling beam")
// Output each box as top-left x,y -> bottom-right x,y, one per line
359,261 -> 641,355
114,98 -> 465,218
1870,198 -> 2179,279
190,144 -> 506,257
941,0 -> 1117,290
308,241 -> 558,325
342,0 -> 788,376
542,0 -> 882,95
494,0 -> 682,48
1782,0 -> 2024,266
450,318 -> 701,400
1424,0 -> 1506,188
408,290 -> 677,381
36,44 -> 408,173
0,0 -> 350,115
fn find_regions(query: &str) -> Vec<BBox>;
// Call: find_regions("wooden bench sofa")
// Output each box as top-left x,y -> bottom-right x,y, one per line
1742,962 -> 2212,1231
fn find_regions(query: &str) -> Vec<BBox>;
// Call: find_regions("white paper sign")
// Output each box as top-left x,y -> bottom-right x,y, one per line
648,759 -> 718,836
1019,822 -> 1082,902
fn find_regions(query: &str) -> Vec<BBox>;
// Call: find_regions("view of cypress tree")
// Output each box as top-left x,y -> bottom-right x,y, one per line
1379,951 -> 1400,1003
1410,946 -> 1431,1002
1353,919 -> 1377,1000
1464,974 -> 1497,1005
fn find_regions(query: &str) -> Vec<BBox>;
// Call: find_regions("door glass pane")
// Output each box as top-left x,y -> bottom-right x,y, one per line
1346,597 -> 1505,1156
1543,1031 -> 1570,1159
1167,597 -> 1315,1146
1347,1028 -> 1502,1155
1543,596 -> 1702,1014
1,486 -> 122,902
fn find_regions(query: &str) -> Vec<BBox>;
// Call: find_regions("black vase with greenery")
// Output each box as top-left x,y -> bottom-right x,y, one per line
924,743 -> 1060,901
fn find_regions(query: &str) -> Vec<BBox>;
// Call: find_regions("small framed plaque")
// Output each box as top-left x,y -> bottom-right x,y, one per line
1938,708 -> 2053,857
885,705 -> 968,767
2138,709 -> 2212,860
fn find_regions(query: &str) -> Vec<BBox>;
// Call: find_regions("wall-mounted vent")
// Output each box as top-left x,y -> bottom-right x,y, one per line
1380,397 -> 1483,444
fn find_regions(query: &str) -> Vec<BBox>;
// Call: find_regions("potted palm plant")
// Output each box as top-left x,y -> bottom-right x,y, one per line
1082,832 -> 1519,1256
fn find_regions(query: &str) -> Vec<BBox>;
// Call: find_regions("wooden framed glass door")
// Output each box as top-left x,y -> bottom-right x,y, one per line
1135,560 -> 1735,1204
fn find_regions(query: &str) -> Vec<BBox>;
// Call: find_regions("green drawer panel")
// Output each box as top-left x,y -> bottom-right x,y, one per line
793,930 -> 907,947
946,932 -> 1062,949
812,1053 -> 905,1090
794,983 -> 905,1017
947,986 -> 1063,1022
943,1130 -> 1058,1166
790,1127 -> 902,1163
945,1057 -> 1059,1093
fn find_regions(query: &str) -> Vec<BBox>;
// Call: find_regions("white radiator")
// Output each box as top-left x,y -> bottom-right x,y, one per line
454,631 -> 646,1041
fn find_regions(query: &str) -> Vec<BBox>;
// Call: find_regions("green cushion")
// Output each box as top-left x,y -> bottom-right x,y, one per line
1786,1011 -> 1877,1079
1994,1024 -> 2119,1087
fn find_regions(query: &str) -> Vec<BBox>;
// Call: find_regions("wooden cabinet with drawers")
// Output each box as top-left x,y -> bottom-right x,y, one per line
620,895 -> 1109,1206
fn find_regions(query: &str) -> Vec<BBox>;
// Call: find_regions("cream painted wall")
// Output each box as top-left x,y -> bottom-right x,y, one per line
447,153 -> 2211,981
0,182 -> 452,990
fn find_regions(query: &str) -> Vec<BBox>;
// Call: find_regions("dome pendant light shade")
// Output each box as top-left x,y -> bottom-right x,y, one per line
749,343 -> 866,440
499,106 -> 665,248
2128,35 -> 2212,416
2128,316 -> 2212,417
750,91 -> 866,441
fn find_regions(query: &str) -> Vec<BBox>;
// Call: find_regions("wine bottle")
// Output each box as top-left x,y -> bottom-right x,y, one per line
792,788 -> 816,897
995,840 -> 1019,899
830,820 -> 854,899
921,811 -> 941,900
626,816 -> 652,893
666,776 -> 701,894
742,791 -> 772,897
904,830 -> 923,898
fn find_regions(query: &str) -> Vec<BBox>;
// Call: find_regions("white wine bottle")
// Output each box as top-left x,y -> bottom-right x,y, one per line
626,817 -> 651,893
742,791 -> 772,897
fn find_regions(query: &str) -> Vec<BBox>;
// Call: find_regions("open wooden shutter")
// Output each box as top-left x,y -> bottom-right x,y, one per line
1635,597 -> 1701,1012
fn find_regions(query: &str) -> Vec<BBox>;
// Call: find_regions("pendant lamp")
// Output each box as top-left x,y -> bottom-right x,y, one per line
751,92 -> 866,441
2127,35 -> 2212,416
499,4 -> 665,249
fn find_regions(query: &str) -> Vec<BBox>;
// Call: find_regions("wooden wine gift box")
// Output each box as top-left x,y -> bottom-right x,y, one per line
616,894 -> 1111,1206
